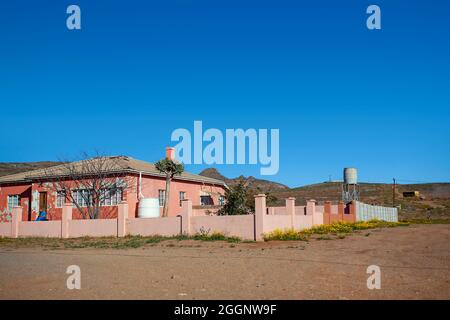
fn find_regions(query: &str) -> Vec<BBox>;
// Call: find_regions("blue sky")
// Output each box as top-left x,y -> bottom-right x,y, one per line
0,0 -> 449,187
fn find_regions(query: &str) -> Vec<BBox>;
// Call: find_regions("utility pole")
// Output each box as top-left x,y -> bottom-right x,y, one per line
392,178 -> 396,207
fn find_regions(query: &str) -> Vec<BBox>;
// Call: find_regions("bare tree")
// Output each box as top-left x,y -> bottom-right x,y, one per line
42,152 -> 135,219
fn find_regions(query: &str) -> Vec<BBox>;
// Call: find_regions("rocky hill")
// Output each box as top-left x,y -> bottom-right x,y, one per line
199,168 -> 289,192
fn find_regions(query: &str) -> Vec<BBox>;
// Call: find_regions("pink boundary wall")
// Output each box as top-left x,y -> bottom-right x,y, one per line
191,215 -> 254,240
0,197 -> 328,241
263,198 -> 323,234
127,217 -> 180,237
19,221 -> 61,237
69,219 -> 117,238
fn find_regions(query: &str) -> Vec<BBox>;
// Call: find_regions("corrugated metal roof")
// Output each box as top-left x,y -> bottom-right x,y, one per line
0,156 -> 226,186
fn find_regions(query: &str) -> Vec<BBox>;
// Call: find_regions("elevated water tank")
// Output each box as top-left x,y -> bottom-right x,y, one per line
138,198 -> 160,218
343,168 -> 358,185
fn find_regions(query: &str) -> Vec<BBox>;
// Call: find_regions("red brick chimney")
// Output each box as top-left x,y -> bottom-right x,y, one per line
166,147 -> 175,160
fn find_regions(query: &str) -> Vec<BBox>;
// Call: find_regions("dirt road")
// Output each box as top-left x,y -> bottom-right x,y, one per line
0,224 -> 449,299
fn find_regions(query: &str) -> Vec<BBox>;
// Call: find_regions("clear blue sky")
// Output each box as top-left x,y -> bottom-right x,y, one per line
0,0 -> 449,187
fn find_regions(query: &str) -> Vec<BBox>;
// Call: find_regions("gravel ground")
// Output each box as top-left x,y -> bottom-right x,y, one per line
0,224 -> 449,300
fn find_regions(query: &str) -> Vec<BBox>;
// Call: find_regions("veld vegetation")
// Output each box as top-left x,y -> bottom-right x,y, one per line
263,219 -> 410,241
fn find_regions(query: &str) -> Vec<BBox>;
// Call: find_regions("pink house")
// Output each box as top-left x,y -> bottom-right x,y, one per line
0,148 -> 227,221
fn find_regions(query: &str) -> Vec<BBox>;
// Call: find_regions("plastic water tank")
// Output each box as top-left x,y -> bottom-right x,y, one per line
138,198 -> 160,218
343,168 -> 358,185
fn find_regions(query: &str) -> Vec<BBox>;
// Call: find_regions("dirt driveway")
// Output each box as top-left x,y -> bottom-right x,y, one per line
0,224 -> 449,299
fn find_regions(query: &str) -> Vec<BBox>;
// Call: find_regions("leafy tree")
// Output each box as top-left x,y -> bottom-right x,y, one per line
155,158 -> 184,217
218,180 -> 251,215
218,178 -> 279,215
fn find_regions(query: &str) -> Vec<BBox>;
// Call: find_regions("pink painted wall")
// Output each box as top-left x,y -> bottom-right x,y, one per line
19,221 -> 61,237
127,217 -> 180,236
124,174 -> 225,219
269,206 -> 286,215
294,206 -> 306,215
294,215 -> 313,229
191,207 -> 220,216
315,205 -> 324,213
263,215 -> 291,233
312,211 -> 323,226
190,215 -> 254,240
0,222 -> 11,237
68,219 -> 117,237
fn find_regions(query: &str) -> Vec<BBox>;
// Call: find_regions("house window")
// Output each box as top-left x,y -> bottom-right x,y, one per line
158,189 -> 166,206
71,188 -> 122,207
200,195 -> 214,206
56,191 -> 66,208
100,188 -> 122,206
7,195 -> 20,212
179,191 -> 185,206
219,195 -> 225,206
100,188 -> 123,206
72,189 -> 92,207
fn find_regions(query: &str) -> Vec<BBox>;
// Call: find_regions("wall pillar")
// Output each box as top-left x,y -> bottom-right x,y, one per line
181,199 -> 192,236
338,201 -> 345,222
349,200 -> 356,223
324,201 -> 331,225
306,199 -> 317,225
286,197 -> 296,229
11,206 -> 22,238
117,201 -> 128,237
61,203 -> 72,238
254,194 -> 266,241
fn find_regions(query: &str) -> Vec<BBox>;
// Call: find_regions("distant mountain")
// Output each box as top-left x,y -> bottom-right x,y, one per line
0,162 -> 61,177
199,168 -> 290,192
1,162 -> 448,221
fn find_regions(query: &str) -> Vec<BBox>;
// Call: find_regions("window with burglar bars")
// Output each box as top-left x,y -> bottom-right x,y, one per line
71,188 -> 122,207
159,189 -> 166,206
72,189 -> 92,207
7,195 -> 20,212
56,191 -> 66,208
100,188 -> 122,206
179,191 -> 185,206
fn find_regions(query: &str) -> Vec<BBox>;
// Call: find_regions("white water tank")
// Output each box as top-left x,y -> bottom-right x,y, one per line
138,198 -> 160,218
344,167 -> 358,185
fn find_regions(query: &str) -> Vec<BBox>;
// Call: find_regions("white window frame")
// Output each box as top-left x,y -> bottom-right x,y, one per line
100,188 -> 123,206
158,189 -> 166,207
7,195 -> 20,212
179,191 -> 186,207
56,191 -> 66,208
72,189 -> 92,207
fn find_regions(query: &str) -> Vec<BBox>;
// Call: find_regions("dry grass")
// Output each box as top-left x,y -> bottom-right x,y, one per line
0,232 -> 241,249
